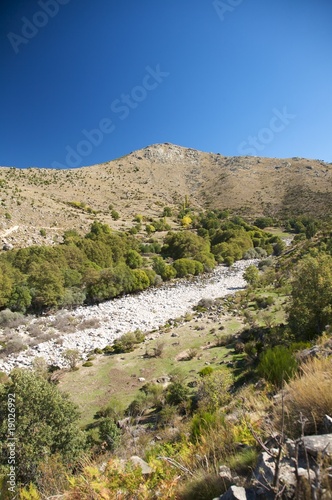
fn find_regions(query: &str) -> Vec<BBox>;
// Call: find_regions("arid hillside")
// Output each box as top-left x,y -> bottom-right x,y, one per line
0,143 -> 331,248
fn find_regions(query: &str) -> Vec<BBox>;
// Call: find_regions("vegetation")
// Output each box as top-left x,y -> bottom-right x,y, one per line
0,203 -> 331,498
0,370 -> 86,484
0,211 -> 286,315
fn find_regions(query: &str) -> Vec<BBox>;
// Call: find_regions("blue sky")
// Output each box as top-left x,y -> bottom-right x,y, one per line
1,0 -> 332,168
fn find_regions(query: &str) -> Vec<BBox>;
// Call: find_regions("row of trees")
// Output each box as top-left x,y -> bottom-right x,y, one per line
0,216 -> 283,314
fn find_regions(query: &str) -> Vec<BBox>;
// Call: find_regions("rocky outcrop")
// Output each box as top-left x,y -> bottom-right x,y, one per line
215,432 -> 332,500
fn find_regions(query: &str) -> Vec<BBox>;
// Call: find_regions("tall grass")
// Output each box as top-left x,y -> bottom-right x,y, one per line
281,356 -> 332,436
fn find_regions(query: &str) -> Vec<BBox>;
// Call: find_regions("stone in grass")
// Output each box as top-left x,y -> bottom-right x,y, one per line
130,456 -> 153,475
218,485 -> 256,500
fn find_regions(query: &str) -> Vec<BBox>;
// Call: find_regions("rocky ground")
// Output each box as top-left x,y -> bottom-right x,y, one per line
0,260 -> 256,373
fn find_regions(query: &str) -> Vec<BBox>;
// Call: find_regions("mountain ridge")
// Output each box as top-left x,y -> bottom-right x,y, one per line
0,142 -> 331,248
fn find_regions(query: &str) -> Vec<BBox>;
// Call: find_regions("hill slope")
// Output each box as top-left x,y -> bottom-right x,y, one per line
0,143 -> 331,247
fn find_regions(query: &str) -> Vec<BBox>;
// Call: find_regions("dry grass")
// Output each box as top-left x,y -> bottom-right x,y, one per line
280,356 -> 332,436
1,143 -> 331,249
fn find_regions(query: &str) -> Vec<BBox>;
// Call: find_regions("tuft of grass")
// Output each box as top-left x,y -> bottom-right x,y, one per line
228,447 -> 259,474
282,356 -> 332,436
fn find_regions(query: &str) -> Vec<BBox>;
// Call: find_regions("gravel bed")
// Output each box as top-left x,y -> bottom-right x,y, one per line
0,260 -> 257,373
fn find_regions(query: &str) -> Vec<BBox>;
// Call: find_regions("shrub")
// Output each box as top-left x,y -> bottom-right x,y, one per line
99,418 -> 121,451
173,258 -> 204,277
82,361 -> 93,367
254,217 -> 274,229
153,340 -> 165,358
166,382 -> 190,406
196,370 -> 233,412
198,366 -> 214,377
126,249 -> 143,269
112,330 -> 145,354
152,256 -> 176,281
258,346 -> 298,388
111,209 -> 119,220
243,265 -> 260,286
63,348 -> 81,370
191,411 -> 217,442
162,206 -> 172,217
0,309 -> 25,327
131,269 -> 150,291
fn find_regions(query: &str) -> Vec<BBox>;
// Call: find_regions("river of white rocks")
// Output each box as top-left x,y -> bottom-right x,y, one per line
0,260 -> 257,373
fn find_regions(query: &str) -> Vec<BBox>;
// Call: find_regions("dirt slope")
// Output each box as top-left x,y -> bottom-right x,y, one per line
0,143 -> 331,248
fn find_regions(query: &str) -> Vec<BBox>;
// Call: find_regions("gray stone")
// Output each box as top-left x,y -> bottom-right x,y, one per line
301,434 -> 332,457
323,415 -> 332,433
130,456 -> 153,474
253,451 -> 296,493
2,242 -> 13,251
219,485 -> 255,500
219,464 -> 233,485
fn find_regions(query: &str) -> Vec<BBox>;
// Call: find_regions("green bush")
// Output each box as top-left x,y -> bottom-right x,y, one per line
172,258 -> 204,277
166,382 -> 190,406
198,366 -> 214,377
99,417 -> 121,451
82,361 -> 93,367
258,346 -> 298,388
191,411 -> 218,442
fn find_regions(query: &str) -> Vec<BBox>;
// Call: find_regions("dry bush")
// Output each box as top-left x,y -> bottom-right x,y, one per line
280,356 -> 332,436
77,317 -> 101,331
49,314 -> 80,333
0,309 -> 27,328
27,323 -> 44,338
0,339 -> 28,356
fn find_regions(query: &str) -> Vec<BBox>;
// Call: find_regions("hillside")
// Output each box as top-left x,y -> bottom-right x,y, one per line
0,143 -> 331,248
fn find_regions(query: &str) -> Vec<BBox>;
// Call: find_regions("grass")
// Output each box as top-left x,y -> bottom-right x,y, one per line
281,356 -> 332,436
58,313 -> 241,427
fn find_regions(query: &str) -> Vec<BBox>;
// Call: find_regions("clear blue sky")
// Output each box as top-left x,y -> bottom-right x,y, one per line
1,0 -> 332,168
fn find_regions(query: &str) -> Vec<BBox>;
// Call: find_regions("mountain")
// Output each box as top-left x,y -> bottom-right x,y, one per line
0,143 -> 331,247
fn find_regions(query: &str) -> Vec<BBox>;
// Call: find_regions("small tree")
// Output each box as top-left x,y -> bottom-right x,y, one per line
243,265 -> 260,287
63,348 -> 81,370
99,418 -> 121,451
0,370 -> 86,483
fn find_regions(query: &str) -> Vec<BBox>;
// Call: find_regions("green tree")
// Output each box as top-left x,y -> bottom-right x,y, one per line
0,262 -> 14,309
288,254 -> 332,340
99,418 -> 121,451
163,232 -> 215,270
172,258 -> 204,277
126,249 -> 143,269
0,370 -> 86,484
152,256 -> 176,281
243,265 -> 260,286
28,262 -> 65,310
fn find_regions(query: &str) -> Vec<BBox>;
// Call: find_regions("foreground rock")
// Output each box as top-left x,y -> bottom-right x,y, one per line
216,433 -> 332,499
0,260 -> 256,373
